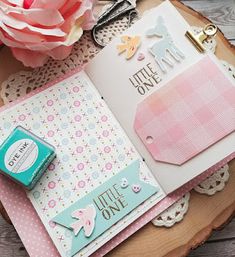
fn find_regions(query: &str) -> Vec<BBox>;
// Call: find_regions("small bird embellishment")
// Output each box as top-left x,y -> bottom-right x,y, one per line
117,35 -> 141,59
70,204 -> 96,237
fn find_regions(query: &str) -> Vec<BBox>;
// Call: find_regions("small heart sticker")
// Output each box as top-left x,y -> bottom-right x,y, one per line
137,53 -> 145,61
132,184 -> 141,193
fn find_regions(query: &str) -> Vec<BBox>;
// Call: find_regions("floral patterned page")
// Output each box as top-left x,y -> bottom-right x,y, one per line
0,70 -> 165,257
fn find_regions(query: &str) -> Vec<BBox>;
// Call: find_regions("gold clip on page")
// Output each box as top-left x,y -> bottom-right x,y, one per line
185,23 -> 217,53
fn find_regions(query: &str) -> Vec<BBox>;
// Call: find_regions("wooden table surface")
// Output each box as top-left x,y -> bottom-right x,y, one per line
0,1 -> 235,257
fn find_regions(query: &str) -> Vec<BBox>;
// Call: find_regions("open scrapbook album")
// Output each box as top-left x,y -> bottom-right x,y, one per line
0,1 -> 234,257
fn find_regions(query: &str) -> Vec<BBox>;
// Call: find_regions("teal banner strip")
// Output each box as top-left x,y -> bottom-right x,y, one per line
53,160 -> 158,256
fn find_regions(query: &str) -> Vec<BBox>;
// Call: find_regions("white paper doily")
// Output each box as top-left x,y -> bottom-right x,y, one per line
194,165 -> 230,196
152,193 -> 190,228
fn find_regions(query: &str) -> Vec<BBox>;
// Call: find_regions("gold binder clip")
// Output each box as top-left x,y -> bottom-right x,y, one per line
185,23 -> 217,53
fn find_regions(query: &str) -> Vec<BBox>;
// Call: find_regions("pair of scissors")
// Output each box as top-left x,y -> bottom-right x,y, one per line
92,0 -> 138,47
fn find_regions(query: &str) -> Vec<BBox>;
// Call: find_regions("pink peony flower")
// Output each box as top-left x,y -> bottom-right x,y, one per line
0,0 -> 96,67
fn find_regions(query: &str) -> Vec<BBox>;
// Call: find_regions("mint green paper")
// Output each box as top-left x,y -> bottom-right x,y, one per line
53,160 -> 158,256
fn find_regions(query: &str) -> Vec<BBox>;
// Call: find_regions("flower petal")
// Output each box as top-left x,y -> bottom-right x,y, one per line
64,19 -> 83,45
0,22 -> 44,43
0,9 -> 66,36
47,45 -> 73,60
6,0 -> 23,7
0,4 -> 64,26
11,47 -> 48,67
31,0 -> 67,9
23,0 -> 34,9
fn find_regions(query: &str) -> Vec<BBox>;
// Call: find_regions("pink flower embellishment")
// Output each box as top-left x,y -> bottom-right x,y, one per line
47,100 -> 54,106
101,115 -> 108,122
76,146 -> 83,153
19,114 -> 26,121
49,220 -> 56,228
47,115 -> 54,122
48,163 -> 55,171
47,130 -> 54,137
0,0 -> 96,67
74,100 -> 81,107
102,130 -> 109,137
104,146 -> 111,153
75,130 -> 82,137
70,205 -> 96,237
105,162 -> 112,170
78,180 -> 86,188
73,86 -> 80,93
48,181 -> 56,189
77,163 -> 84,171
74,115 -> 81,122
48,199 -> 56,208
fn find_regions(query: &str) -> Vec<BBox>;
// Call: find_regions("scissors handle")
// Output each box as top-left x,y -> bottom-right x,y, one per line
92,0 -> 136,47
97,0 -> 135,27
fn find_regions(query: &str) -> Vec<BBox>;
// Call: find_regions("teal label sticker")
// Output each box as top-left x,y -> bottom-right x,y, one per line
53,160 -> 158,256
0,126 -> 55,189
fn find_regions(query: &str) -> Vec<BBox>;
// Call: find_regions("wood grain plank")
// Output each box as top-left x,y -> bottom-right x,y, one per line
189,239 -> 235,257
0,216 -> 29,257
182,0 -> 235,42
188,215 -> 235,257
208,218 -> 235,241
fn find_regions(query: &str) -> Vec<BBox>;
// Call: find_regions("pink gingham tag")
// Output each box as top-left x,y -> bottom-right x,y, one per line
134,55 -> 235,165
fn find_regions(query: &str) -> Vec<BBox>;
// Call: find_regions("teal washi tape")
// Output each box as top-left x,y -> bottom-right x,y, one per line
0,126 -> 56,190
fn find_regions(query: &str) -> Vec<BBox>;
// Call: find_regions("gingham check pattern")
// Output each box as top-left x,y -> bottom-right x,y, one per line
134,56 -> 235,165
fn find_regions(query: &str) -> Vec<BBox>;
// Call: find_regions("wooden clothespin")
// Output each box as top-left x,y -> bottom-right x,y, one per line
185,23 -> 218,53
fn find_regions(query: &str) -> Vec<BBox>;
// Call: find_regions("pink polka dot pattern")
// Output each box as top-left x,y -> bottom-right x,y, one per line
0,176 -> 60,257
